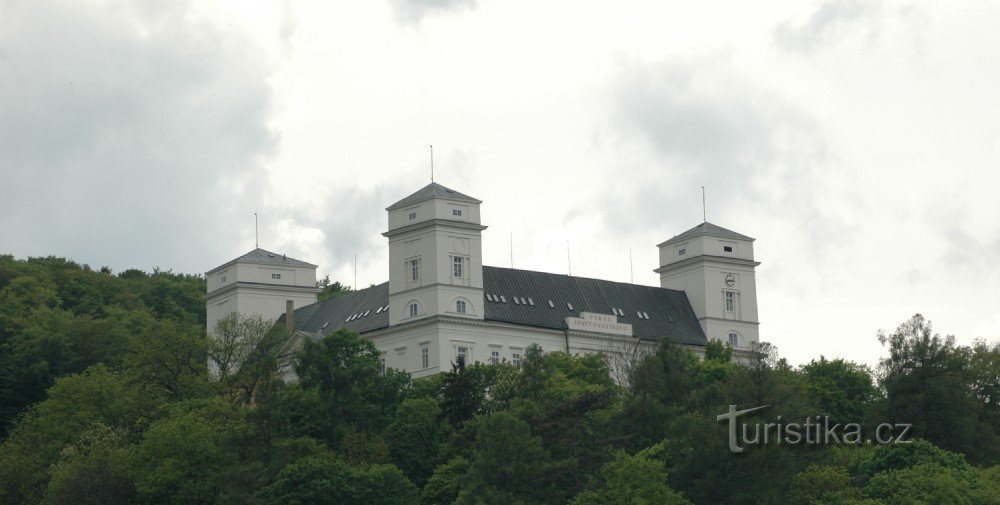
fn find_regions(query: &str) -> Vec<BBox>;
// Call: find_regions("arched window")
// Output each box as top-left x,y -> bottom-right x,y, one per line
450,296 -> 474,315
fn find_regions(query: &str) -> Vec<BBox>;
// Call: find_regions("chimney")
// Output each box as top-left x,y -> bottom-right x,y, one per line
285,300 -> 295,332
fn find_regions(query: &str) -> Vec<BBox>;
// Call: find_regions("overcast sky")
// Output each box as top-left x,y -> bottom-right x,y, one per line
2,0 -> 998,367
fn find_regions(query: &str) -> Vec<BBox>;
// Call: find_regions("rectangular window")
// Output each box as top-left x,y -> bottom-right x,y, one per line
453,256 -> 463,278
421,346 -> 429,369
512,353 -> 522,366
408,212 -> 416,220
456,346 -> 469,363
456,300 -> 467,314
724,245 -> 734,253
452,209 -> 462,216
728,332 -> 739,347
678,248 -> 686,256
380,356 -> 386,373
725,291 -> 736,312
271,273 -> 281,279
220,275 -> 226,283
409,259 -> 419,282
490,350 -> 500,365
409,303 -> 419,318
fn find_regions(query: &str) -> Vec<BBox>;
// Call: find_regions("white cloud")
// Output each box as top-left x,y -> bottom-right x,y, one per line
388,0 -> 479,24
0,0 -> 284,273
774,0 -> 885,53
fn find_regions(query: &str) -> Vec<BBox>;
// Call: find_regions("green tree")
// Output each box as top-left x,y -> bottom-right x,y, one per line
438,356 -> 482,429
385,398 -> 446,486
801,356 -> 877,425
0,365 -> 163,505
877,314 -> 989,462
422,456 -> 470,505
511,347 -> 617,496
259,457 -> 419,505
129,399 -> 246,504
293,329 -> 410,445
42,424 -> 136,505
453,412 -> 569,505
788,465 -> 861,505
125,318 -> 208,400
316,275 -> 351,301
568,450 -> 692,505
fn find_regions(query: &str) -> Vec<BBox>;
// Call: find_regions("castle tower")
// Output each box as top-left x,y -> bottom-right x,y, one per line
383,183 -> 486,326
204,248 -> 318,335
655,223 -> 760,348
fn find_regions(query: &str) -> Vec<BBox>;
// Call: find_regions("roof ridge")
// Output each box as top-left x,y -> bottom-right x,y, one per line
386,182 -> 481,211
482,265 -> 678,292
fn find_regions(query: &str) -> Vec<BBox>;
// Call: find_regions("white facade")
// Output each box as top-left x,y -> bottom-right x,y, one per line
655,227 -> 761,347
368,316 -> 663,380
204,184 -> 762,379
383,189 -> 486,326
369,184 -> 726,375
204,249 -> 319,336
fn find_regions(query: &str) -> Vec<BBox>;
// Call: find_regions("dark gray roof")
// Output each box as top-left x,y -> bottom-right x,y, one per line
281,282 -> 391,335
284,267 -> 706,347
386,183 -> 482,211
482,267 -> 706,346
207,248 -> 317,274
658,222 -> 754,247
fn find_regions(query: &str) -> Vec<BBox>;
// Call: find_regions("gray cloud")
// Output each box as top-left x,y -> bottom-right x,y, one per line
925,197 -> 1000,283
599,56 -> 829,232
389,0 -> 478,24
774,0 -> 884,54
0,0 -> 282,274
590,55 -> 864,294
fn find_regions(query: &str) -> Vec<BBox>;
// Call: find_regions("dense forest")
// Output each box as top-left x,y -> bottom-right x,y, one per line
0,254 -> 998,504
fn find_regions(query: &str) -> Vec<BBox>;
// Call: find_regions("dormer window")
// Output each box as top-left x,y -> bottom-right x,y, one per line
408,212 -> 417,220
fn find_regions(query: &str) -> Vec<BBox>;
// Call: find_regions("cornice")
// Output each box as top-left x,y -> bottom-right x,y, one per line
382,219 -> 488,238
654,255 -> 761,273
204,281 -> 320,300
699,316 -> 761,326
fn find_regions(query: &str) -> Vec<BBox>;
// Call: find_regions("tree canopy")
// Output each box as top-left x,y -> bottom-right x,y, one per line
0,254 -> 997,504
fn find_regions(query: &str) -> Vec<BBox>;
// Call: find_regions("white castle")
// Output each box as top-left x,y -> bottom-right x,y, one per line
205,182 -> 760,376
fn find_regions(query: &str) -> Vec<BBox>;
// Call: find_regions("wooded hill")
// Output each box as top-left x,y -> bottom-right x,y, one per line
0,254 -> 997,504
